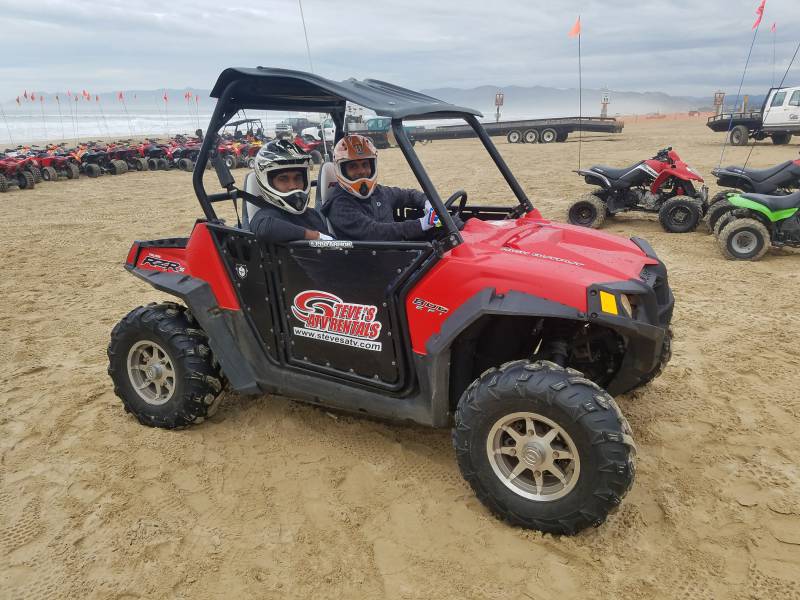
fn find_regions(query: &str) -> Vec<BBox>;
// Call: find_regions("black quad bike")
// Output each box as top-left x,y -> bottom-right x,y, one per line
108,67 -> 674,535
567,147 -> 708,233
706,156 -> 800,235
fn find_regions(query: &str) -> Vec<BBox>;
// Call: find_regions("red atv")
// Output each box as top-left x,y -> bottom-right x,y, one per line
0,153 -> 36,191
32,145 -> 80,180
108,67 -> 674,535
568,147 -> 707,233
293,134 -> 324,165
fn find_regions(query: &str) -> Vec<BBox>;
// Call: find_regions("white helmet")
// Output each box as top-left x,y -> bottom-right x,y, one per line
253,139 -> 311,213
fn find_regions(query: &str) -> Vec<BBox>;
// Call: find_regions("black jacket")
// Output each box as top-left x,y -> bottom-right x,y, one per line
321,184 -> 428,241
249,204 -> 330,244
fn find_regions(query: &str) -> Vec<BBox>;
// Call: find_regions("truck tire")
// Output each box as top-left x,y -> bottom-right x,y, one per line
452,360 -> 635,535
108,302 -> 225,429
540,128 -> 557,143
507,130 -> 521,144
523,129 -> 538,143
730,125 -> 749,146
567,193 -> 607,228
772,133 -> 792,145
718,218 -> 770,261
658,196 -> 702,233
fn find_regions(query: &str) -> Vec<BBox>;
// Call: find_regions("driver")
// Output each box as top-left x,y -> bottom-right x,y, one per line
249,139 -> 333,243
321,134 -> 442,241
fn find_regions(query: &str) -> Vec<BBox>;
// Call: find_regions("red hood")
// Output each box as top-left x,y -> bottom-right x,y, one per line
456,214 -> 656,284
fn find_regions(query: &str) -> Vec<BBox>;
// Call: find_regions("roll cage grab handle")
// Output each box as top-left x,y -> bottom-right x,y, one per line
193,82 -> 534,235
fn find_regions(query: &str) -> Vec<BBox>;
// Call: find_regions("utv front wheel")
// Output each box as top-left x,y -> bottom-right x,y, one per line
567,194 -> 607,228
718,218 -> 770,261
453,360 -> 635,535
108,303 -> 224,429
658,196 -> 701,233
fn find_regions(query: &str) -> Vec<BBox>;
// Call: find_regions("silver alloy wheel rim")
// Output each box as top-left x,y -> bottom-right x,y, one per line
542,130 -> 556,142
127,340 -> 176,406
486,411 -> 580,501
731,230 -> 758,254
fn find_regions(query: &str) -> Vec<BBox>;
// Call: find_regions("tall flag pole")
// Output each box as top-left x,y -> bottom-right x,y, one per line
55,94 -> 65,141
718,0 -> 766,167
771,22 -> 777,87
163,90 -> 169,136
39,94 -> 48,141
96,94 -> 111,137
0,102 -> 14,146
119,91 -> 134,137
568,16 -> 582,169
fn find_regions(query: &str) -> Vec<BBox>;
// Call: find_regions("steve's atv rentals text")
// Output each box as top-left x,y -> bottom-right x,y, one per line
108,67 -> 674,535
567,147 -> 707,233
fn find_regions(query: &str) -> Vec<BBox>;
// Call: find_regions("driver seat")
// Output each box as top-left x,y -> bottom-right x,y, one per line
241,171 -> 260,230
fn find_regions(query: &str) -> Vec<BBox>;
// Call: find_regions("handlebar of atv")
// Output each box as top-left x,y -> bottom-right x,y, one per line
653,146 -> 673,160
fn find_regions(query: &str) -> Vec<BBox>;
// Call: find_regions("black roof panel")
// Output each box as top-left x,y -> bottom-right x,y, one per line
210,67 -> 483,120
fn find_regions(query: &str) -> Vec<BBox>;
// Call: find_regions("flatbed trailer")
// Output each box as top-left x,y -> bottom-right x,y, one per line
406,117 -> 624,144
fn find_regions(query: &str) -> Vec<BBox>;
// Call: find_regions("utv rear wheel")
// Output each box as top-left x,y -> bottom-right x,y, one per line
730,125 -> 749,146
718,218 -> 770,261
567,193 -> 607,228
18,170 -> 35,189
108,303 -> 224,429
41,166 -> 58,181
453,360 -> 635,535
658,196 -> 701,233
507,130 -> 521,144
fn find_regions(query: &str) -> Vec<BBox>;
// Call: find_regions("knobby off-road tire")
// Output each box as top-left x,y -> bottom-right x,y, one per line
157,158 -> 169,170
66,163 -> 80,179
108,302 -> 225,429
85,164 -> 102,178
706,199 -> 735,235
713,211 -> 739,237
567,193 -> 607,228
19,170 -> 35,189
453,360 -> 635,535
136,157 -> 148,171
718,218 -> 770,261
730,125 -> 749,146
29,167 -> 43,183
0,173 -> 9,192
658,196 -> 702,233
41,166 -> 58,181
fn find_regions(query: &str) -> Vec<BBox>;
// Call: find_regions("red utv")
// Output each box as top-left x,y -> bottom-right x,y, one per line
108,67 -> 674,535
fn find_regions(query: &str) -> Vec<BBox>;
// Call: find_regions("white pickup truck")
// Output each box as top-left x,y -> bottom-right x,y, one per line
707,85 -> 800,145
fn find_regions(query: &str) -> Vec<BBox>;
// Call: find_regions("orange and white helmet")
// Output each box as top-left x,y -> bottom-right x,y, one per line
333,134 -> 378,199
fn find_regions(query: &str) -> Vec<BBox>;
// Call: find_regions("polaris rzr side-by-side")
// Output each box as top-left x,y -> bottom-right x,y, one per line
567,147 -> 708,233
108,67 -> 674,535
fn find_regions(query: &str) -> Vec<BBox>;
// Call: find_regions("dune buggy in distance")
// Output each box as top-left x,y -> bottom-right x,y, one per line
109,67 -> 674,535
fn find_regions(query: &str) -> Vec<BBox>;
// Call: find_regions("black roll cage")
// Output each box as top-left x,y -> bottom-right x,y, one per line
192,67 -> 534,250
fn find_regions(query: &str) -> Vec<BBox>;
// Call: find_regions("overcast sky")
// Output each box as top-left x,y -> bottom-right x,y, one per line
1,0 -> 797,101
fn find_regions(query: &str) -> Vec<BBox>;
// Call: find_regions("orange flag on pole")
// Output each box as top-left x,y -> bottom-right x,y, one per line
752,0 -> 766,30
568,16 -> 581,38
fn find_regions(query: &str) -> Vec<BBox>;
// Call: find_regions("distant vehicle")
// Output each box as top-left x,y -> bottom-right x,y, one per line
707,85 -> 800,145
301,118 -> 335,142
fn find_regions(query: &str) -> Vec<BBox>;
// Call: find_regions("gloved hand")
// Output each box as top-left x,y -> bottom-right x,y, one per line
419,207 -> 441,231
318,232 -> 334,241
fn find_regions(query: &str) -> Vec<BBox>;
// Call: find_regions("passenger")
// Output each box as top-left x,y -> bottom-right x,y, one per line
322,134 -> 449,241
249,140 -> 333,243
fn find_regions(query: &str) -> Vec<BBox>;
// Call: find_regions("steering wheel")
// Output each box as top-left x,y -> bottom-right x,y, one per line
444,190 -> 468,216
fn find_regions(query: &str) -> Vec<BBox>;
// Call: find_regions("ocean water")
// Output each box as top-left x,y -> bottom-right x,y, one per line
0,108 -> 308,147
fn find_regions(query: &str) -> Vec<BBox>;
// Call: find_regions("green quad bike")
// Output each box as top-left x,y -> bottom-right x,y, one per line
714,190 -> 800,260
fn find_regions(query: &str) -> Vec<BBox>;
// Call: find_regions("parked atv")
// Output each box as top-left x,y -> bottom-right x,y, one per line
706,156 -> 800,234
714,190 -> 800,260
108,67 -> 675,535
567,147 -> 707,233
0,153 -> 35,191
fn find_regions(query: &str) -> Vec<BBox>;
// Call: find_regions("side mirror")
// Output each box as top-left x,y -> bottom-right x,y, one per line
214,156 -> 235,189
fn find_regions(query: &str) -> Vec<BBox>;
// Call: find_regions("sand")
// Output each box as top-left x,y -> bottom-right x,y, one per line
2,119 -> 800,599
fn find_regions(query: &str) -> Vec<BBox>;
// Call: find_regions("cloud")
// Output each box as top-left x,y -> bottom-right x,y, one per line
0,0 -> 797,99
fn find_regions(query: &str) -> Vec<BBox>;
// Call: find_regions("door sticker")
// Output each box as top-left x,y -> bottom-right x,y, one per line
291,290 -> 383,352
